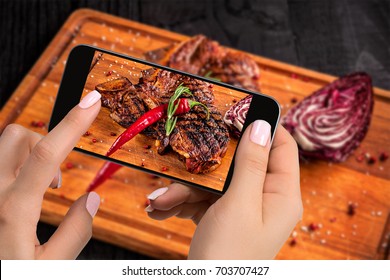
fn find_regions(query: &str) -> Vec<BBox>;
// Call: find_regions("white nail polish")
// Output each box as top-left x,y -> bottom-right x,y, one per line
144,205 -> 154,213
50,170 -> 62,189
78,90 -> 101,109
147,187 -> 169,200
57,171 -> 62,189
86,192 -> 100,218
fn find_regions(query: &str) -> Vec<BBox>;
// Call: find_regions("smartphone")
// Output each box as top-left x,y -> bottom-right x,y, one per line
50,45 -> 280,194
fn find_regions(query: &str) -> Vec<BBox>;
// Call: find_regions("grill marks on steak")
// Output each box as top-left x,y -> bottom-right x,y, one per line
96,77 -> 155,135
96,70 -> 230,174
169,106 -> 229,173
166,34 -> 261,92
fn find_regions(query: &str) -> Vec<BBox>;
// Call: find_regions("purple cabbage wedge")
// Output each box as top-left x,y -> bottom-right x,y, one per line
223,95 -> 252,137
282,72 -> 374,162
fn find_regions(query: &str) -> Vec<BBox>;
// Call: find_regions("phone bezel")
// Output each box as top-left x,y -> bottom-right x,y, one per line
49,45 -> 280,194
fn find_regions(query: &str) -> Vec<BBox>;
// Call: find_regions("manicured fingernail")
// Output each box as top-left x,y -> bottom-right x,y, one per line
147,187 -> 168,200
50,170 -> 62,189
78,90 -> 101,109
86,192 -> 100,218
250,120 -> 271,146
56,171 -> 62,189
144,205 -> 154,213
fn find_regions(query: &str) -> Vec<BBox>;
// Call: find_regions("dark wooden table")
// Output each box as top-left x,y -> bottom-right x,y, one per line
1,0 -> 389,259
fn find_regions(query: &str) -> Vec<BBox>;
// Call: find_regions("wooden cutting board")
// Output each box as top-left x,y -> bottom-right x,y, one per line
0,9 -> 389,260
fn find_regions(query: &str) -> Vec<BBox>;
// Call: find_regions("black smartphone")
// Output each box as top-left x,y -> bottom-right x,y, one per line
49,45 -> 280,194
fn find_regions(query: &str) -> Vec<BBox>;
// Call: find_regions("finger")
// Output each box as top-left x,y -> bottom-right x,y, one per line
263,125 -> 300,196
48,170 -> 62,189
0,124 -> 43,181
147,183 -> 216,211
38,192 -> 100,259
268,125 -> 300,176
226,120 -> 271,203
15,90 -> 101,196
147,201 -> 211,224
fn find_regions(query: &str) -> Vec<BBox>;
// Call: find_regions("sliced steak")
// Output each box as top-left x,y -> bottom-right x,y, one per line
166,34 -> 261,92
209,51 -> 260,92
167,35 -> 221,75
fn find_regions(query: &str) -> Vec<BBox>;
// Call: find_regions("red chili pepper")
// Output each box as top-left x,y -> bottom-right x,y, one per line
106,98 -> 206,156
87,161 -> 122,192
87,98 -> 208,191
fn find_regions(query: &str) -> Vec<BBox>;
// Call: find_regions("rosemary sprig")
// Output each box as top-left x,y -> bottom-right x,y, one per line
204,71 -> 221,82
165,83 -> 192,136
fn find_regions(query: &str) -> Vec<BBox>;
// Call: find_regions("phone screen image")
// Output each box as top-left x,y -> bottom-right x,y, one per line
50,46 -> 279,194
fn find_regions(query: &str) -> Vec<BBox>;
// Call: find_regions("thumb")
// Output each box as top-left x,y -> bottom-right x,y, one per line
39,192 -> 100,259
226,120 -> 271,202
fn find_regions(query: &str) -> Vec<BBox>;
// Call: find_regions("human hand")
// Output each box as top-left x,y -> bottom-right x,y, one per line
0,90 -> 102,259
145,121 -> 303,259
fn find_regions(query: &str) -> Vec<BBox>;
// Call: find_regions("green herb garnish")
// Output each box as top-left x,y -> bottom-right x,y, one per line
165,83 -> 192,136
204,71 -> 221,82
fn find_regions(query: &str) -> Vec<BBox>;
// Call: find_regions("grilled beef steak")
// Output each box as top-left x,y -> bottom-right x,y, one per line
96,69 -> 230,174
165,34 -> 261,92
138,68 -> 214,108
169,105 -> 229,173
96,77 -> 154,135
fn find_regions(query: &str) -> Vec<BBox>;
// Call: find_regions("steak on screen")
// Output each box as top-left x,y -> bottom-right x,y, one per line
96,69 -> 230,174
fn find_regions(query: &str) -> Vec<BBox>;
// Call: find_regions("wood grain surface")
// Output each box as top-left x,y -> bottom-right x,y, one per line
0,8 -> 389,260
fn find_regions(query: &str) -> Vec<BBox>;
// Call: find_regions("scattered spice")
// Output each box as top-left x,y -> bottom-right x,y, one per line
84,131 -> 92,136
379,152 -> 389,162
65,162 -> 74,169
232,98 -> 237,103
355,153 -> 364,162
289,238 -> 297,246
347,202 -> 357,216
143,145 -> 151,149
110,132 -> 117,136
308,223 -> 320,232
366,156 -> 376,165
329,217 -> 337,223
290,73 -> 299,79
31,121 -> 45,128
92,138 -> 98,143
161,166 -> 168,172
290,97 -> 298,104
106,70 -> 113,76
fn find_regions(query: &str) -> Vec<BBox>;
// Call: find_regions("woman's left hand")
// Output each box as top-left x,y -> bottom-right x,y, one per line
0,90 -> 102,259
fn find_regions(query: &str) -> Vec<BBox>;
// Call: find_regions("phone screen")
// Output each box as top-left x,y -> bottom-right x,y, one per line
51,46 -> 279,193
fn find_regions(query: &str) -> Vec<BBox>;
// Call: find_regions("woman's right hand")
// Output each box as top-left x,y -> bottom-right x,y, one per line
146,122 -> 303,259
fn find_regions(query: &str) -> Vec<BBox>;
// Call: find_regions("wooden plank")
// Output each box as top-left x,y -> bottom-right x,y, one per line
0,8 -> 389,259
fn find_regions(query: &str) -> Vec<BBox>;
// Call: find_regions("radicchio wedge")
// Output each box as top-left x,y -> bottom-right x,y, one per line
223,95 -> 252,137
282,72 -> 374,162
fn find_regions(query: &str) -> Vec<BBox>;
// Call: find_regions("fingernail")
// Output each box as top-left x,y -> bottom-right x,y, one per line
78,90 -> 101,109
250,120 -> 271,146
144,205 -> 154,213
147,187 -> 168,200
56,171 -> 62,189
86,192 -> 100,218
50,170 -> 62,189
